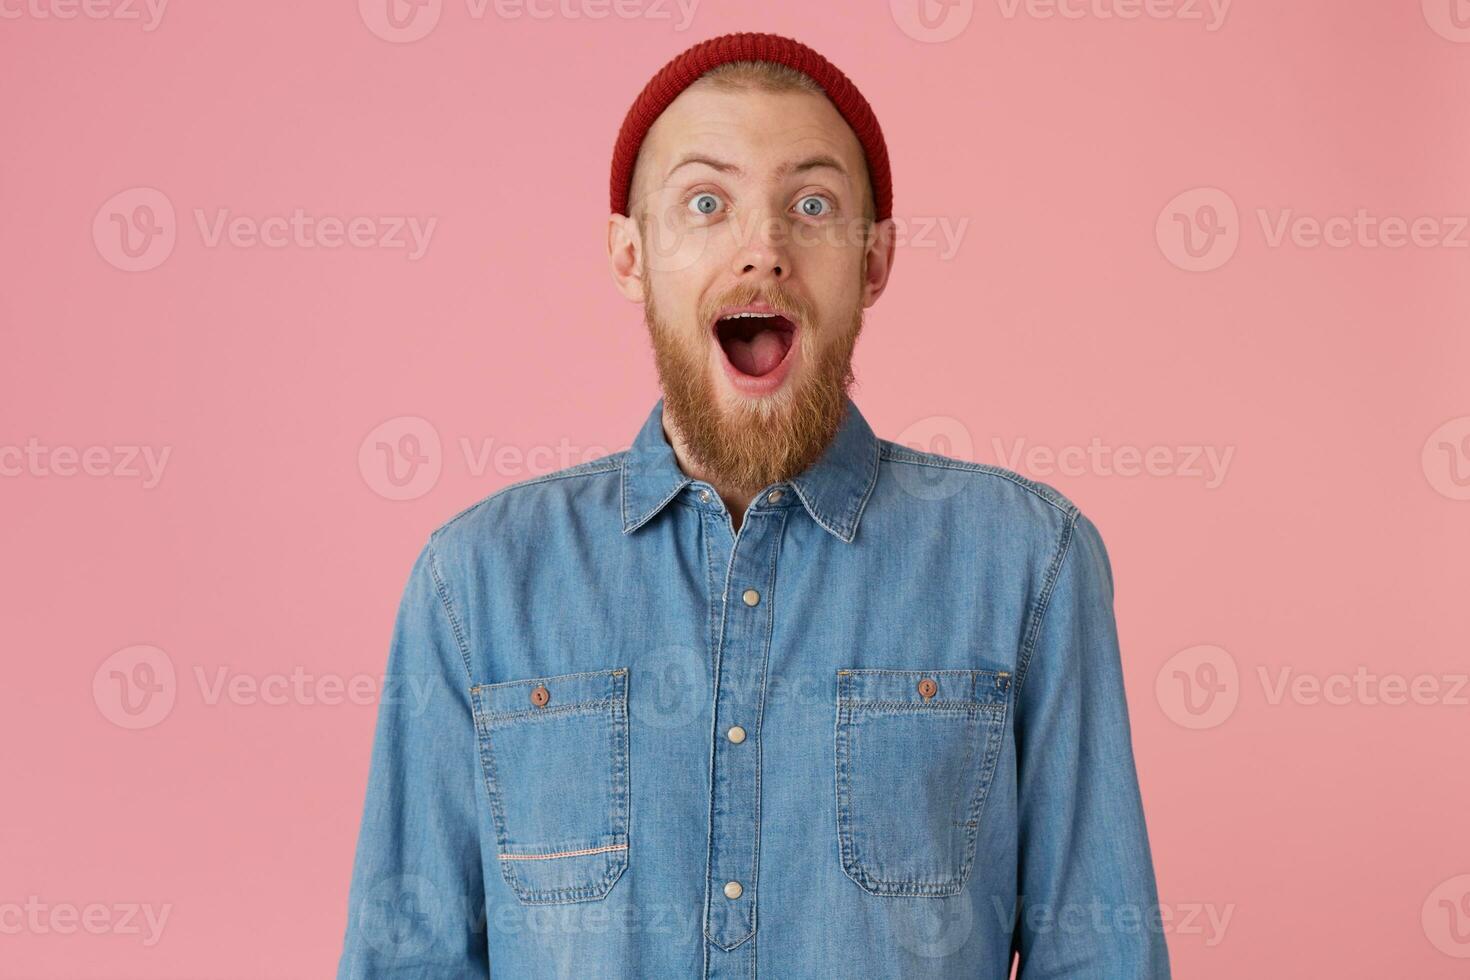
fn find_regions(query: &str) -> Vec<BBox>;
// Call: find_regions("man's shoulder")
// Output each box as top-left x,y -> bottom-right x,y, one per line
427,452 -> 627,551
873,436 -> 1108,584
875,437 -> 1080,522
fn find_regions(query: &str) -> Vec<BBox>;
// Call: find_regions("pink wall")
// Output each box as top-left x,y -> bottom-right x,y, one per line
3,1 -> 1468,976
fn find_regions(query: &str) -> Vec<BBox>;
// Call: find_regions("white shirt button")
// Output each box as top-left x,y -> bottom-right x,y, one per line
742,589 -> 760,606
726,725 -> 746,744
699,490 -> 711,502
767,489 -> 783,503
723,880 -> 743,899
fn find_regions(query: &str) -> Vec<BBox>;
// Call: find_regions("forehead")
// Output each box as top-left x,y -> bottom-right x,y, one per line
640,83 -> 868,182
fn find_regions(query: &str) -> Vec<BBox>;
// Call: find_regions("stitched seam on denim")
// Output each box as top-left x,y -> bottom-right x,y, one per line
836,681 -> 1005,896
701,506 -> 749,951
703,512 -> 721,683
501,860 -> 625,904
480,697 -> 618,724
470,689 -> 515,880
878,441 -> 1079,517
472,666 -> 626,692
957,701 -> 1010,889
744,507 -> 786,945
838,700 -> 1006,712
610,669 -> 630,876
797,429 -> 881,541
837,669 -> 1010,707
788,433 -> 877,542
439,454 -> 623,535
700,511 -> 733,950
498,842 -> 629,861
621,452 -> 691,533
426,539 -> 474,685
472,678 -> 630,905
1014,510 -> 1079,700
839,668 -> 1009,677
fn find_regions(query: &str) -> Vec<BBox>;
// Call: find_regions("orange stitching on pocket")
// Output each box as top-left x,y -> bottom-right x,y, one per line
498,842 -> 629,862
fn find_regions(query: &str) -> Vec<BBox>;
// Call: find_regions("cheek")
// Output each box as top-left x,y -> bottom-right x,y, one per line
639,205 -> 726,282
647,273 -> 709,345
804,251 -> 866,314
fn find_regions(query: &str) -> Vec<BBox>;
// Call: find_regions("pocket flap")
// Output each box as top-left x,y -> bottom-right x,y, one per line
837,668 -> 1010,707
473,667 -> 628,720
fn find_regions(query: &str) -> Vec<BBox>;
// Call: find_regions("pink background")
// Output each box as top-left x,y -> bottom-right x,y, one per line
3,1 -> 1469,976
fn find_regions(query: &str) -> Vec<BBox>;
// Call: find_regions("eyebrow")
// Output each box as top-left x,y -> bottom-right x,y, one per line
664,153 -> 850,183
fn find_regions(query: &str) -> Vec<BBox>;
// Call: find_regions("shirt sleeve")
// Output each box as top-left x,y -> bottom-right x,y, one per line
336,537 -> 490,979
1011,512 -> 1171,978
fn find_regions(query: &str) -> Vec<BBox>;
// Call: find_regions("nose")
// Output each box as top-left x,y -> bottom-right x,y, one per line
730,208 -> 791,282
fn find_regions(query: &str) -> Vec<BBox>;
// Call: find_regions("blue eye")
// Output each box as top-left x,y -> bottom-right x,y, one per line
796,195 -> 831,217
688,192 -> 723,215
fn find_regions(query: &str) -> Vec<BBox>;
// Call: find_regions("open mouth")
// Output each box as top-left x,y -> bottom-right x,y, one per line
713,310 -> 797,379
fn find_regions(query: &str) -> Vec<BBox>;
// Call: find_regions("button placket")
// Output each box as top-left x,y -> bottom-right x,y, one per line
703,508 -> 785,963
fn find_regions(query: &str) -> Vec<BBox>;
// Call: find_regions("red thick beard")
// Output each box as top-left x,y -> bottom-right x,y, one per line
644,279 -> 864,492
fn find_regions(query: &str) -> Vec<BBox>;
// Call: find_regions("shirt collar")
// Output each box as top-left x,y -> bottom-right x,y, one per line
620,395 -> 881,543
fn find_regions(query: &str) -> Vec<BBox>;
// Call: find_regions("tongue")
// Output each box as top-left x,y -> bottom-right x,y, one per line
726,327 -> 787,377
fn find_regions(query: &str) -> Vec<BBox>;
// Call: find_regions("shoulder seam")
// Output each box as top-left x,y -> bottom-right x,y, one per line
425,538 -> 475,685
1012,508 -> 1080,700
431,454 -> 625,536
877,440 -> 1078,516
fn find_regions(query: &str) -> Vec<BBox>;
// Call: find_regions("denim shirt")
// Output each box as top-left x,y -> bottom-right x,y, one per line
337,396 -> 1171,979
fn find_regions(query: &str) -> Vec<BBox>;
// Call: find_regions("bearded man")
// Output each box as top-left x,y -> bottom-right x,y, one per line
338,31 -> 1170,980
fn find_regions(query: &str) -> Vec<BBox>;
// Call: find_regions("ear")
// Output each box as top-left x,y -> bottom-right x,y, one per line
607,212 -> 646,303
860,218 -> 897,308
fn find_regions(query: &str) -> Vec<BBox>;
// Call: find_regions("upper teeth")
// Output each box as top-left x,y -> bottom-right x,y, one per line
725,312 -> 778,319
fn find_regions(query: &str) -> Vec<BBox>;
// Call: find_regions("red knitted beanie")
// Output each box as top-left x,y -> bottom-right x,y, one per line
609,32 -> 892,222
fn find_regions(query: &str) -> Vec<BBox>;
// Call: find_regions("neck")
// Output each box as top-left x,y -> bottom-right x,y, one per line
660,409 -> 758,530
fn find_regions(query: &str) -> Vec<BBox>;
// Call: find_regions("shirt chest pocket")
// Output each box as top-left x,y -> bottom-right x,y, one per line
469,667 -> 630,905
834,667 -> 1011,898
